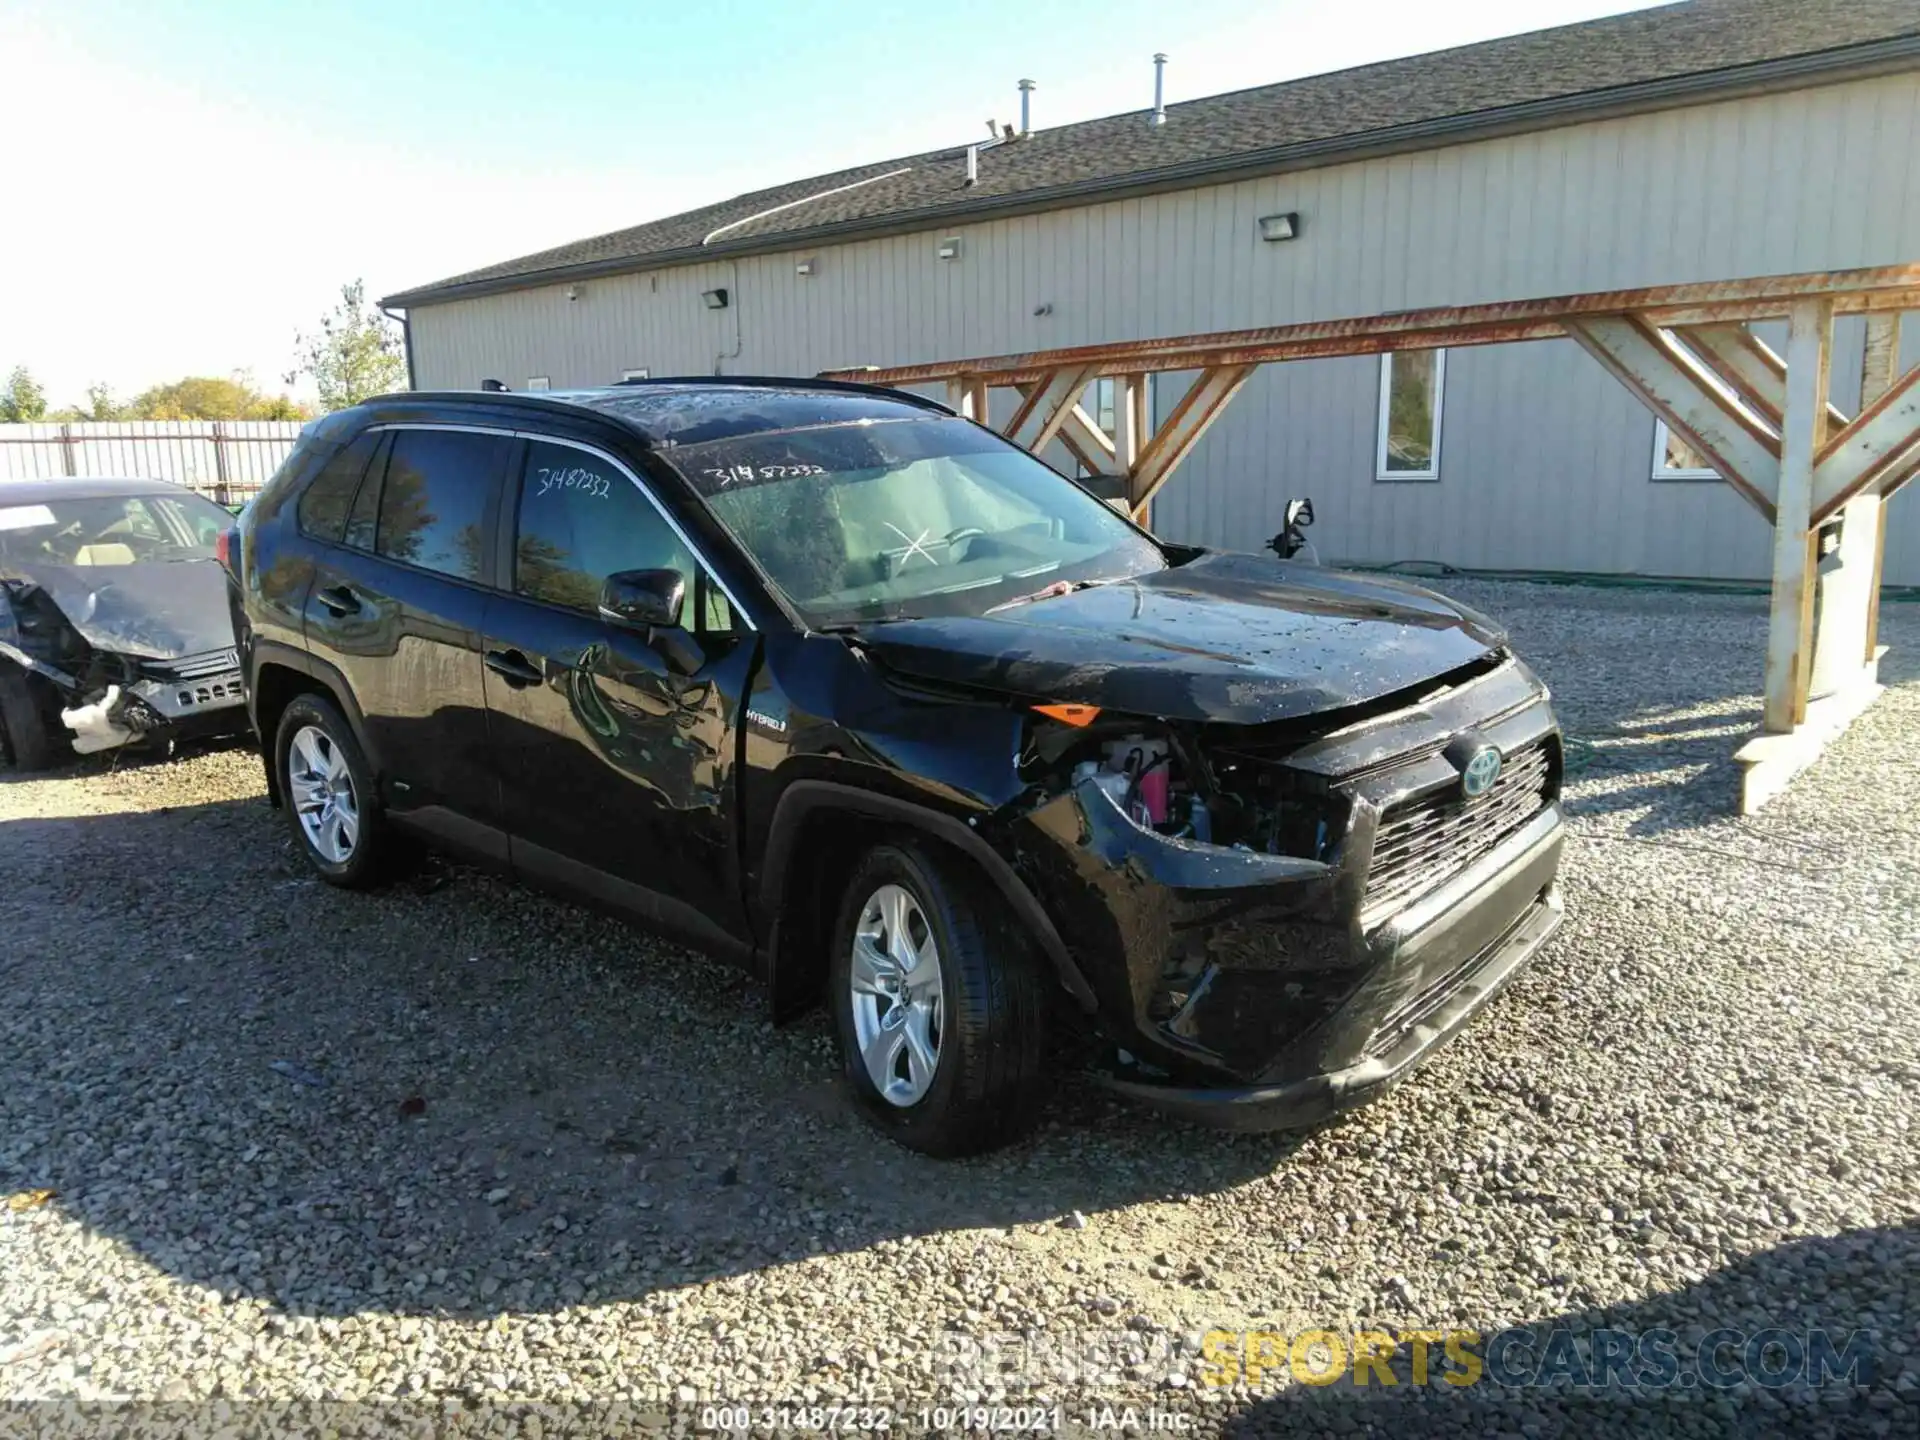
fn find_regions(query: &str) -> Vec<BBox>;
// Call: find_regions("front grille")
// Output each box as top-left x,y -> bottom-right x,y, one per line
1363,739 -> 1553,922
173,679 -> 242,708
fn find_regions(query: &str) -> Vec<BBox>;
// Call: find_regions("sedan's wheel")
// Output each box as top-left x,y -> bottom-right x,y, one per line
830,842 -> 1048,1157
849,883 -> 945,1107
273,693 -> 389,889
0,668 -> 64,772
287,724 -> 360,864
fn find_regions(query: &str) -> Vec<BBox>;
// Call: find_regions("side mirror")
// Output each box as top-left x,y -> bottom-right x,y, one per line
598,568 -> 684,630
1284,497 -> 1315,529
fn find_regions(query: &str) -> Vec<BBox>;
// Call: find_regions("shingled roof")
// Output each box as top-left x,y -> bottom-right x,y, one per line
384,0 -> 1920,307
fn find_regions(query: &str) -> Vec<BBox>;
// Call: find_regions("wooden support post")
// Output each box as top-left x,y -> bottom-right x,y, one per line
1115,374 -> 1147,470
945,376 -> 988,421
1760,298 -> 1831,734
1738,299 -> 1851,813
1862,315 -> 1903,663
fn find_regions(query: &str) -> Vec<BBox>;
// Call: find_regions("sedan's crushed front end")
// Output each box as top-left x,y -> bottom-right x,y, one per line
0,563 -> 247,757
1002,653 -> 1565,1130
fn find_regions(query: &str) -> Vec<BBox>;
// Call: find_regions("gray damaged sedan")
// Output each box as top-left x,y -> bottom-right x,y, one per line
0,477 -> 247,768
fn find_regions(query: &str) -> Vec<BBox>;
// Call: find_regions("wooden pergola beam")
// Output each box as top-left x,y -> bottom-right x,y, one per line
823,263 -> 1920,390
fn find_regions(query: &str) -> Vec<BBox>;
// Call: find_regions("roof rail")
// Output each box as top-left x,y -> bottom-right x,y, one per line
610,373 -> 953,412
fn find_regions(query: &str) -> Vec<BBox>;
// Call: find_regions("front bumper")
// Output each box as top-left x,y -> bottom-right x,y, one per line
1010,656 -> 1567,1126
1100,810 -> 1564,1131
60,666 -> 248,753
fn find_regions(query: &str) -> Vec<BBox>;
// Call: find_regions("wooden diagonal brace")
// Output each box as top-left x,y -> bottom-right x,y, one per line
1809,361 -> 1920,523
1564,315 -> 1780,520
1013,384 -> 1115,475
1127,365 -> 1255,516
1674,324 -> 1851,434
1674,323 -> 1785,427
1003,365 -> 1096,452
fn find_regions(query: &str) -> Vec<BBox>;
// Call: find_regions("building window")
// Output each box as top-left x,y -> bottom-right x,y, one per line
1651,419 -> 1719,481
1375,350 -> 1445,480
526,376 -> 551,391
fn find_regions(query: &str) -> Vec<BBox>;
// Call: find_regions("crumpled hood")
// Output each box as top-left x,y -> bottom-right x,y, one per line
850,552 -> 1505,726
0,559 -> 236,662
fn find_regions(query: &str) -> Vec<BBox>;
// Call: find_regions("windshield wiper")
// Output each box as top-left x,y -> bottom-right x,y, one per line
815,616 -> 915,635
985,578 -> 1105,614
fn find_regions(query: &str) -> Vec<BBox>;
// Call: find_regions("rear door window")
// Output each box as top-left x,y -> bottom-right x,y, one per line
374,428 -> 506,582
297,432 -> 381,543
342,433 -> 391,551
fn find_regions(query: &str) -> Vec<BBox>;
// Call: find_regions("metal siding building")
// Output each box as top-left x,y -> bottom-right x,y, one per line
398,9 -> 1920,583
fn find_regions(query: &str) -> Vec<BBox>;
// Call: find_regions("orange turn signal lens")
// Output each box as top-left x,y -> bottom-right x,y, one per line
1032,703 -> 1101,727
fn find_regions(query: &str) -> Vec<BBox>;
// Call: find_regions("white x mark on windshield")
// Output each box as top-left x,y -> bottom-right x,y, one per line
884,521 -> 939,569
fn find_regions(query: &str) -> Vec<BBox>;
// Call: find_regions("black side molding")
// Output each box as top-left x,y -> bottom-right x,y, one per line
759,779 -> 1097,1013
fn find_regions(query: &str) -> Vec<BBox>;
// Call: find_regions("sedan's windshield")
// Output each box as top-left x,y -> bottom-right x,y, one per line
666,416 -> 1165,626
0,492 -> 230,568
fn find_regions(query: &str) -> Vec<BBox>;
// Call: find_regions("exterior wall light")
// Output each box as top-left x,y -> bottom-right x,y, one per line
702,288 -> 730,309
937,237 -> 961,261
1258,212 -> 1300,242
795,260 -> 816,277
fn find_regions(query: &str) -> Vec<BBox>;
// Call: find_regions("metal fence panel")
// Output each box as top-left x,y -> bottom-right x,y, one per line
0,420 -> 309,505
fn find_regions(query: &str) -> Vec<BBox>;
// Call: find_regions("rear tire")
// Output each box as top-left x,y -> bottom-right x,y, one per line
273,693 -> 390,889
0,668 -> 64,772
829,841 -> 1049,1157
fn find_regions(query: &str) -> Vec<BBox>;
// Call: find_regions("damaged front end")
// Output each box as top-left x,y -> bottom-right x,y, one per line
984,654 -> 1566,1131
0,569 -> 246,758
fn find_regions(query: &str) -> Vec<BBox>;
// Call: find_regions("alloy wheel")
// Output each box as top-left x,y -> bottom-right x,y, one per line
848,883 -> 945,1106
287,724 -> 360,864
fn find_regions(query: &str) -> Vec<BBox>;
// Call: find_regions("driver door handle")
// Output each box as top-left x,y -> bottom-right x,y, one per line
316,584 -> 361,616
485,649 -> 546,688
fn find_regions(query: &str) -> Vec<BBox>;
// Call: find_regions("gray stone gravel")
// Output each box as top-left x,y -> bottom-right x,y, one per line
1,580 -> 1915,1438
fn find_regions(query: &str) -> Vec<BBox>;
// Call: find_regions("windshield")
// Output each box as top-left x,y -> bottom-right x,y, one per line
667,416 -> 1165,626
0,492 -> 230,568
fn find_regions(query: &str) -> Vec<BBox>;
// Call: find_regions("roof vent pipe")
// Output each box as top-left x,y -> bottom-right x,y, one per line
1018,79 -> 1035,135
965,144 -> 978,186
1150,53 -> 1167,126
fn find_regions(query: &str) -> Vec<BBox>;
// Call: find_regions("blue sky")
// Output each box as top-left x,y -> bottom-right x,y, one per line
1,0 -> 1661,404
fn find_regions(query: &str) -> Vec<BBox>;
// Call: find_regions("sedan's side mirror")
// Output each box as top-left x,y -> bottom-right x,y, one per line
599,569 -> 684,630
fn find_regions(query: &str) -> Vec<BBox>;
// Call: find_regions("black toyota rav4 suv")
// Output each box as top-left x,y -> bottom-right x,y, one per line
230,377 -> 1565,1155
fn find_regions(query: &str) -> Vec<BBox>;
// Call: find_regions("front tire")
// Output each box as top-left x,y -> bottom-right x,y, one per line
0,668 -> 64,772
274,693 -> 389,888
829,842 -> 1048,1157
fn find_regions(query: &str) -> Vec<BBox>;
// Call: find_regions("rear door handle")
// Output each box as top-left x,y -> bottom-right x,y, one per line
485,649 -> 546,687
316,584 -> 360,616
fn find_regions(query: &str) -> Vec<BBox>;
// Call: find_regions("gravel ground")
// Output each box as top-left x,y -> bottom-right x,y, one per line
1,579 -> 1915,1438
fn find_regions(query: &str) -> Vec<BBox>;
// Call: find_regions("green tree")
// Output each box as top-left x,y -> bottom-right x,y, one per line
0,367 -> 48,423
49,383 -> 128,423
128,375 -> 309,421
291,279 -> 407,411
